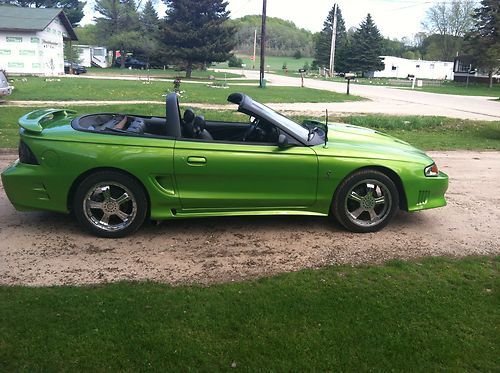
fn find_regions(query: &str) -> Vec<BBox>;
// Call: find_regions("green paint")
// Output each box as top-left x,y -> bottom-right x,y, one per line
19,50 -> 36,56
6,36 -> 22,43
7,62 -> 24,68
1,104 -> 447,224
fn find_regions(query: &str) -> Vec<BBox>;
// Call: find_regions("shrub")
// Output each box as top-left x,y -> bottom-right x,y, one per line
293,50 -> 302,59
228,55 -> 243,68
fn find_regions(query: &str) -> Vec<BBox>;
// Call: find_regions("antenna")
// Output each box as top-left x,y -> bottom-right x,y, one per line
324,109 -> 329,147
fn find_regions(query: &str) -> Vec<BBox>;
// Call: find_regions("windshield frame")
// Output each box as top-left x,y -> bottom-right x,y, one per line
234,94 -> 324,146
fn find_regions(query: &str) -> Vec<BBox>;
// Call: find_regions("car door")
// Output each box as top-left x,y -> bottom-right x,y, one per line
173,139 -> 318,211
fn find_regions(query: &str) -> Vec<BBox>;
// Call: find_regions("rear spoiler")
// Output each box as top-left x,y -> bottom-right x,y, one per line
18,109 -> 76,134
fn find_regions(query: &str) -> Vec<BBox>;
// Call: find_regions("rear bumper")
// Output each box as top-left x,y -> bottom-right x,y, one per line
406,171 -> 448,212
1,160 -> 67,213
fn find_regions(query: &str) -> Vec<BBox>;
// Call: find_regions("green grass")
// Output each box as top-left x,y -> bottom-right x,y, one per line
1,106 -> 499,150
0,256 -> 498,371
7,77 -> 358,104
85,67 -> 243,79
215,55 -> 314,72
413,83 -> 500,97
331,114 -> 500,150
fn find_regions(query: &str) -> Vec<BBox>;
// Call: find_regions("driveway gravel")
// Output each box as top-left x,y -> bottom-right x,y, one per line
0,151 -> 499,286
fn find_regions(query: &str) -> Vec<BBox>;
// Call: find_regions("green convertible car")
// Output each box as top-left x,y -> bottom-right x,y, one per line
1,92 -> 448,237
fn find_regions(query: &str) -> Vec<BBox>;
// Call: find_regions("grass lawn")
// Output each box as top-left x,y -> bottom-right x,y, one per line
215,54 -> 314,73
85,67 -> 243,80
0,256 -> 498,371
1,106 -> 499,150
7,77 -> 358,104
413,83 -> 500,97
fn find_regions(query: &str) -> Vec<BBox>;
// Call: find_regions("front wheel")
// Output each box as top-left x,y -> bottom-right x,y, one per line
332,170 -> 399,233
73,171 -> 148,238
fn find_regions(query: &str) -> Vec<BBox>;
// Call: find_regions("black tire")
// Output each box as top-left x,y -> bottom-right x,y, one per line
332,170 -> 399,233
73,171 -> 148,238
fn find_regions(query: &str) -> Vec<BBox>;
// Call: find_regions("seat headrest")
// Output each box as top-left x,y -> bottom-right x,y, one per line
183,108 -> 195,123
193,115 -> 206,133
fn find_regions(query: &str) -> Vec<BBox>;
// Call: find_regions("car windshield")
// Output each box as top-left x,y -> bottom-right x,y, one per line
252,101 -> 310,141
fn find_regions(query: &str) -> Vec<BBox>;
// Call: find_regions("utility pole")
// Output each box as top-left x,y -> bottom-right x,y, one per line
259,0 -> 267,88
328,3 -> 337,77
252,29 -> 257,70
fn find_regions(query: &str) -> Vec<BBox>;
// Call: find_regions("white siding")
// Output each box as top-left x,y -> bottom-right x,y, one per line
373,56 -> 454,80
0,18 -> 66,76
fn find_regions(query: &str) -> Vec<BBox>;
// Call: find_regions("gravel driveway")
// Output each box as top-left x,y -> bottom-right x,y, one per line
1,151 -> 499,286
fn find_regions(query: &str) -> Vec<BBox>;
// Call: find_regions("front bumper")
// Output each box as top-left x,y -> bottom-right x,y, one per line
406,171 -> 448,212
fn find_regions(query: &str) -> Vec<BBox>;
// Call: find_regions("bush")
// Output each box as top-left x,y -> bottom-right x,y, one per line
228,55 -> 243,68
293,50 -> 302,59
282,62 -> 287,70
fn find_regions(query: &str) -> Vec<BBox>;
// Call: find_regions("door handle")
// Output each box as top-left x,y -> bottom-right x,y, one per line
187,156 -> 207,165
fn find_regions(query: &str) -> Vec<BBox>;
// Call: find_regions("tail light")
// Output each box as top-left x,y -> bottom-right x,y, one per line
18,140 -> 39,165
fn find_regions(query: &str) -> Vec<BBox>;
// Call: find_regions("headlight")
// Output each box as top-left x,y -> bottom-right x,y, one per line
424,163 -> 439,177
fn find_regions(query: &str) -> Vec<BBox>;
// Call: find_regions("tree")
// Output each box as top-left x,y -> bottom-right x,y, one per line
139,0 -> 162,66
464,0 -> 500,87
422,0 -> 475,60
0,0 -> 85,26
161,0 -> 235,78
349,14 -> 384,76
94,0 -> 141,67
313,5 -> 349,73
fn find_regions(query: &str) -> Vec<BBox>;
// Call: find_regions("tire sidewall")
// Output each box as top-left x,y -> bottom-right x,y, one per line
333,170 -> 399,233
73,171 -> 148,238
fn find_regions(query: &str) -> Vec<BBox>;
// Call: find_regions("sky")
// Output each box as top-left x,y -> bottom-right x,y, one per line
81,0 -> 457,40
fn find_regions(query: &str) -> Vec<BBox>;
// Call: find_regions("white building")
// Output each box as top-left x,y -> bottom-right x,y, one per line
368,56 -> 454,80
77,45 -> 108,68
0,6 -> 78,76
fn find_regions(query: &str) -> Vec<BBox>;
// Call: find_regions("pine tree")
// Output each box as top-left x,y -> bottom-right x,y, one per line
141,0 -> 160,34
139,0 -> 161,66
314,5 -> 349,73
0,0 -> 85,26
349,14 -> 384,76
464,0 -> 500,87
161,0 -> 236,77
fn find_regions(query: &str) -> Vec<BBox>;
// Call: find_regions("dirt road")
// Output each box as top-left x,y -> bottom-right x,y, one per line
1,151 -> 499,286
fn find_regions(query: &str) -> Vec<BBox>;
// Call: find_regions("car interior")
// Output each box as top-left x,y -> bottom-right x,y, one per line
72,93 -> 284,145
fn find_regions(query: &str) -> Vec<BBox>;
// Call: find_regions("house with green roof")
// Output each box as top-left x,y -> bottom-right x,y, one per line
0,6 -> 77,76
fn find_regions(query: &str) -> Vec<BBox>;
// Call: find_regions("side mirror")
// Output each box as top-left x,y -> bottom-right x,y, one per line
278,134 -> 288,148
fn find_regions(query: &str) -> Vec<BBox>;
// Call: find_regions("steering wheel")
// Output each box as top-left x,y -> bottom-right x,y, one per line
242,118 -> 260,142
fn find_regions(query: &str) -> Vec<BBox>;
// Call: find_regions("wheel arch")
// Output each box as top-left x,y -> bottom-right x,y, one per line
333,165 -> 408,211
67,167 -> 151,215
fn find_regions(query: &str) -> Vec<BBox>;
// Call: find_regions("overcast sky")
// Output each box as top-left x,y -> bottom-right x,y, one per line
82,0 -> 457,40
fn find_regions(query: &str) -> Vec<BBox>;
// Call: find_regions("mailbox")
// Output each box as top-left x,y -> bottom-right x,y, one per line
298,68 -> 306,73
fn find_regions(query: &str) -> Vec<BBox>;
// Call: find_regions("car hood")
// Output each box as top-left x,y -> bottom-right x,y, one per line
315,123 -> 433,164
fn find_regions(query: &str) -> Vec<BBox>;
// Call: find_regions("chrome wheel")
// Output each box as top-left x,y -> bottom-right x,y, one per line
83,182 -> 137,232
344,179 -> 392,228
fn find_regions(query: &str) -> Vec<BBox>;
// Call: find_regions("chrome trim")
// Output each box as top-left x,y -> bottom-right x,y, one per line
83,182 -> 137,232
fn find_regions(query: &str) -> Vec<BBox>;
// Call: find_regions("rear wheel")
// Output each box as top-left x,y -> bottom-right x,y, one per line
73,171 -> 147,238
332,170 -> 399,233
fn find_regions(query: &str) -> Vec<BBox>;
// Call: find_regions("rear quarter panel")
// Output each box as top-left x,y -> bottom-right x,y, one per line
19,128 -> 179,219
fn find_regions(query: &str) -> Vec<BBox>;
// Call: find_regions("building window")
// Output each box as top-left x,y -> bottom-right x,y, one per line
0,49 -> 11,55
32,63 -> 41,68
8,62 -> 24,68
93,48 -> 105,56
31,37 -> 40,43
6,36 -> 22,43
19,50 -> 36,56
